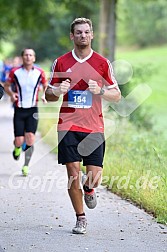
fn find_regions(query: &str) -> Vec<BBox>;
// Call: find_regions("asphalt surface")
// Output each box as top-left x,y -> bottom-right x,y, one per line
0,100 -> 167,252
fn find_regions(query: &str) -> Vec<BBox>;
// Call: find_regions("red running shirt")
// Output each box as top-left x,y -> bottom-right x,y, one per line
49,49 -> 119,133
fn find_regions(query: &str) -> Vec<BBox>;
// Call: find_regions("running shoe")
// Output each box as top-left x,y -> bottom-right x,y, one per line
84,189 -> 97,209
22,166 -> 29,176
13,147 -> 22,160
82,174 -> 97,209
72,216 -> 87,234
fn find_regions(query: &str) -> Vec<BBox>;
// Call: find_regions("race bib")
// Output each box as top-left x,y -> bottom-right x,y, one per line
68,90 -> 92,108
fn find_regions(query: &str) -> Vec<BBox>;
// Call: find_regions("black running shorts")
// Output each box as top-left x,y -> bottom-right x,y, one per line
58,131 -> 105,167
13,107 -> 38,137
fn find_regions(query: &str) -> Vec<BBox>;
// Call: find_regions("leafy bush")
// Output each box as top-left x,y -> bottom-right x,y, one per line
110,63 -> 156,130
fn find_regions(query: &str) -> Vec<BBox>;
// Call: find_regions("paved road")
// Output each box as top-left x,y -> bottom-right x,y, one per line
0,100 -> 166,252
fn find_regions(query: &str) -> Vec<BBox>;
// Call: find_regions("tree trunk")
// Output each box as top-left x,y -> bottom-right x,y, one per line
99,0 -> 117,62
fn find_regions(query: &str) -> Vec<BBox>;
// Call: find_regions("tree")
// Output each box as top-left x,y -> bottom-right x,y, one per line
2,0 -> 166,62
99,0 -> 118,62
0,0 -> 50,39
117,0 -> 167,47
0,0 -> 100,60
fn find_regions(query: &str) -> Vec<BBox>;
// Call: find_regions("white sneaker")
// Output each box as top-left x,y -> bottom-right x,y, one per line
72,216 -> 87,234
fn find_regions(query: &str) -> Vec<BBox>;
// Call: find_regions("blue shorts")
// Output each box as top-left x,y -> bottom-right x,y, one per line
58,131 -> 105,167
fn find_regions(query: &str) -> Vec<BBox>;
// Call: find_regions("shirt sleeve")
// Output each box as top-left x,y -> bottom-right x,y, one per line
49,59 -> 61,88
7,69 -> 15,84
40,69 -> 47,85
103,60 -> 119,90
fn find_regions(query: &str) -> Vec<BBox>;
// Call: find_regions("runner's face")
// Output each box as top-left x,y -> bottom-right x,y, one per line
70,23 -> 93,47
22,49 -> 35,66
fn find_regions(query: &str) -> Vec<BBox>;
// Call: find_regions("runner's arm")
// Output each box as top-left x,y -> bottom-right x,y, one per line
4,81 -> 18,103
45,85 -> 60,102
45,79 -> 70,102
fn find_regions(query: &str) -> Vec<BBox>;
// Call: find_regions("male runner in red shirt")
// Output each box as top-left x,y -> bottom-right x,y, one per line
45,17 -> 121,234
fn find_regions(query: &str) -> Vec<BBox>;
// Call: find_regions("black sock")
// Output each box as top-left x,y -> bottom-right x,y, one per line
83,185 -> 93,193
76,213 -> 85,219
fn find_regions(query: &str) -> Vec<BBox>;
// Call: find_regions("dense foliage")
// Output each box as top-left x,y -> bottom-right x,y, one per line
0,0 -> 167,60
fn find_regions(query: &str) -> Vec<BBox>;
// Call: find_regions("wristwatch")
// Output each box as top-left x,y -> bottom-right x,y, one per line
98,88 -> 105,95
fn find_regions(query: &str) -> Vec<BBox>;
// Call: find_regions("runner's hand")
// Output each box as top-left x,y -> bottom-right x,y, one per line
88,79 -> 101,94
41,94 -> 47,104
59,79 -> 71,94
11,93 -> 18,103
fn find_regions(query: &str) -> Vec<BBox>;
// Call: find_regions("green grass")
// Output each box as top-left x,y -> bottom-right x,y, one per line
116,44 -> 167,135
102,45 -> 167,223
38,100 -> 60,152
103,118 -> 167,224
38,45 -> 167,224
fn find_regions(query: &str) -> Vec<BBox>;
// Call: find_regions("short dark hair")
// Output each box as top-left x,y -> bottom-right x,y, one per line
21,48 -> 36,57
70,17 -> 93,34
